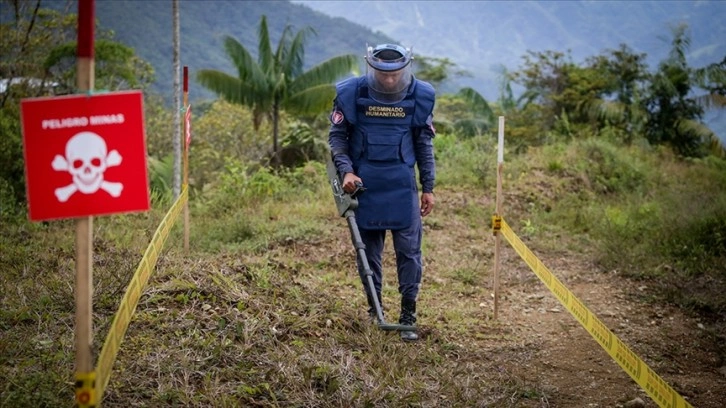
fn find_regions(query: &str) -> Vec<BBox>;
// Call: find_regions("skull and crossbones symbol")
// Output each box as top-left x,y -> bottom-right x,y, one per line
51,131 -> 124,202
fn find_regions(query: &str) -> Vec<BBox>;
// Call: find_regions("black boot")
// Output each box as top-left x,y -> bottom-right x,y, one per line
399,298 -> 418,341
366,290 -> 383,323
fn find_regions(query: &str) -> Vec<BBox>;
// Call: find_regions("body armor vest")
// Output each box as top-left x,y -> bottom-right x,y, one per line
335,76 -> 435,230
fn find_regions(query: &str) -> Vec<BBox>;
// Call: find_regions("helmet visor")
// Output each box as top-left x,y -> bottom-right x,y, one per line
366,67 -> 412,103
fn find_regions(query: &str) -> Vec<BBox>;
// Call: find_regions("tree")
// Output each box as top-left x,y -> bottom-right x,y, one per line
42,39 -> 154,94
584,44 -> 651,143
694,56 -> 726,99
643,24 -> 718,156
452,87 -> 495,137
692,56 -> 726,156
0,2 -> 157,207
196,15 -> 358,166
414,55 -> 470,90
508,49 -> 614,141
0,3 -> 77,107
509,50 -> 583,131
494,65 -> 517,115
412,55 -> 493,138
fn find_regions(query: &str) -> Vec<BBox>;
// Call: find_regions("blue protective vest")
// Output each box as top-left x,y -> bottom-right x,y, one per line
335,76 -> 435,230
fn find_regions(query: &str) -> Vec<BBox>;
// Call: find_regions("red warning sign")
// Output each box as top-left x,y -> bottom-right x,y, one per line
21,91 -> 150,221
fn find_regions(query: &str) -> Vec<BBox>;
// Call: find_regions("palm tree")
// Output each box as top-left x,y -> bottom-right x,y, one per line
197,15 -> 358,165
692,56 -> 726,156
583,44 -> 651,144
643,24 -> 721,157
454,87 -> 495,136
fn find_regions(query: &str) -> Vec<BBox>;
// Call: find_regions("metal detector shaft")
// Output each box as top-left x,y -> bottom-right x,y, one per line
344,210 -> 417,332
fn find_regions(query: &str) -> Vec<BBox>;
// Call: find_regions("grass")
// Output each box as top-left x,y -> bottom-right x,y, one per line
1,135 -> 725,406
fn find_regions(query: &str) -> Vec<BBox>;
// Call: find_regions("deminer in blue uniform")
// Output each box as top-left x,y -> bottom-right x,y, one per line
328,43 -> 436,341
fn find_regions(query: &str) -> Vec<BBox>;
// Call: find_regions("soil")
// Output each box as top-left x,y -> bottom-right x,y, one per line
410,189 -> 726,407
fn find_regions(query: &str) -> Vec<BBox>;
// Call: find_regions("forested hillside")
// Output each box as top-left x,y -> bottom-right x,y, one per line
297,0 -> 726,140
35,0 -> 726,108
297,0 -> 726,95
37,0 -> 394,103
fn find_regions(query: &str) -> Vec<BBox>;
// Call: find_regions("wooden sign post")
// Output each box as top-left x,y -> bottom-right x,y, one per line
75,1 -> 95,400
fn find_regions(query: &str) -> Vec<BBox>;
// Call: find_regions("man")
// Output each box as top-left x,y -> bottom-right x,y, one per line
328,43 -> 436,341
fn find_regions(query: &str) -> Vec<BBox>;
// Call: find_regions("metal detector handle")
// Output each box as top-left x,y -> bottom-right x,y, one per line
327,159 -> 361,217
351,181 -> 366,198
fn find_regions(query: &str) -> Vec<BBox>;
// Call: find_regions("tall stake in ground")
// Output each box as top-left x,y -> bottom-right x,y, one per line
183,66 -> 190,254
493,116 -> 505,319
75,0 -> 95,405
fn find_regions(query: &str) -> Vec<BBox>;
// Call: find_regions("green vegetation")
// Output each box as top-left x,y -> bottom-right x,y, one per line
2,133 -> 725,406
196,15 -> 358,166
2,3 -> 725,407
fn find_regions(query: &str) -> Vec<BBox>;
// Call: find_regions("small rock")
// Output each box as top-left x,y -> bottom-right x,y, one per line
624,397 -> 645,408
718,366 -> 726,377
697,323 -> 705,329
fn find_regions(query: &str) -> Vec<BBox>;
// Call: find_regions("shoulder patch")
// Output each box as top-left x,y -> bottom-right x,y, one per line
331,109 -> 344,125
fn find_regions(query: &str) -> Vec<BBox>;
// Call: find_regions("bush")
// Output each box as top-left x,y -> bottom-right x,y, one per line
0,104 -> 26,207
576,138 -> 647,194
433,133 -> 496,189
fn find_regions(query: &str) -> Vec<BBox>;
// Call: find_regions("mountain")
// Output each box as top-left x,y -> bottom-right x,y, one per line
294,1 -> 725,97
60,1 -> 724,99
62,0 -> 396,103
32,0 -> 725,140
293,0 -> 726,142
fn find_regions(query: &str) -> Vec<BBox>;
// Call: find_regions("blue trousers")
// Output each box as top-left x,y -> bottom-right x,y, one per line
357,217 -> 423,301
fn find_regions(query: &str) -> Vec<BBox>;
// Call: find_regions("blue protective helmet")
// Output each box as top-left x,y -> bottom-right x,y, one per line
365,44 -> 413,72
365,44 -> 414,103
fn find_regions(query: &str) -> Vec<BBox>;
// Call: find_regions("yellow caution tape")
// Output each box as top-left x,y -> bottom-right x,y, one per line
74,371 -> 96,407
95,185 -> 188,400
498,217 -> 692,408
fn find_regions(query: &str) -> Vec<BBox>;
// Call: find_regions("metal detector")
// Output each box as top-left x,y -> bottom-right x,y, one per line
326,159 -> 417,332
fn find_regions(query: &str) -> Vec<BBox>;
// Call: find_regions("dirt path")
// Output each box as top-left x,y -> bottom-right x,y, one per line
474,237 -> 725,407
391,187 -> 726,407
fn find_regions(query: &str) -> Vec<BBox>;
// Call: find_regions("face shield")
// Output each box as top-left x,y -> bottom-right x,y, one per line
365,44 -> 413,104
